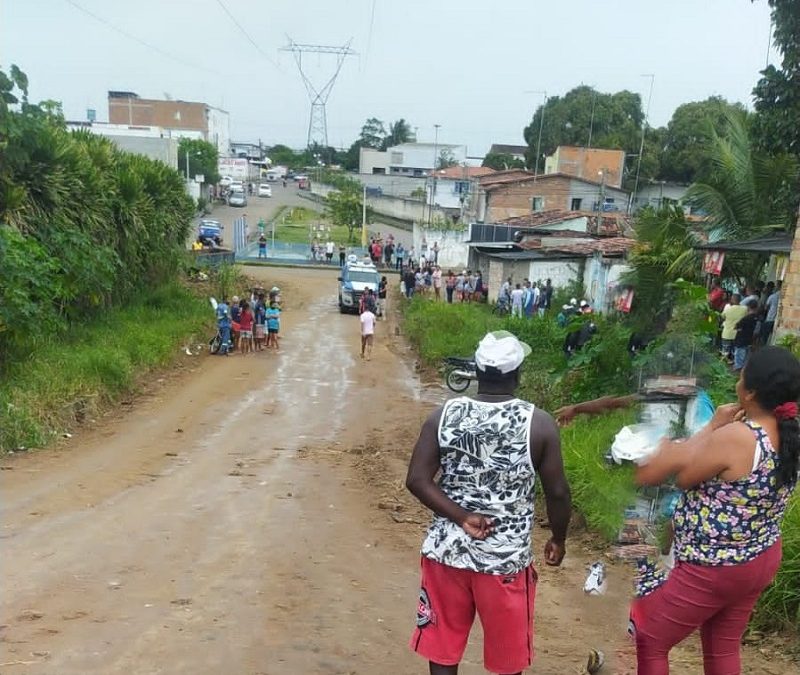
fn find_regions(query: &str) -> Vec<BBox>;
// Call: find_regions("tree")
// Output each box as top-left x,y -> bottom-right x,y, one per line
177,138 -> 219,184
436,149 -> 458,169
660,97 -> 746,183
358,117 -> 386,149
688,110 -> 798,237
268,144 -> 300,167
752,0 -> 800,158
325,182 -> 364,242
482,152 -> 525,171
382,118 -> 413,149
522,86 -> 646,171
686,110 -> 798,279
623,205 -> 702,329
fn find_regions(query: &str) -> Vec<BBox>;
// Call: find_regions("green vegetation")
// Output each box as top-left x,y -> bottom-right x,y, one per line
177,137 -> 220,185
0,66 -> 207,454
0,65 -> 194,361
272,206 -> 352,245
0,284 -> 211,452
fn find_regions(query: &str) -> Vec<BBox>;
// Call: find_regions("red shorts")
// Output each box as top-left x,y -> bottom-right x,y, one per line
409,556 -> 537,673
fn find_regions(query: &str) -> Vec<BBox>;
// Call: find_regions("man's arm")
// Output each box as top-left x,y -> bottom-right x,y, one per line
554,395 -> 637,425
406,408 -> 493,539
530,409 -> 571,565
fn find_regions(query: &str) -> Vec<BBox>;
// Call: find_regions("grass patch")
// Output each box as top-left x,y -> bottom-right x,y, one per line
755,492 -> 800,631
271,206 -> 355,245
559,409 -> 638,540
0,283 -> 212,453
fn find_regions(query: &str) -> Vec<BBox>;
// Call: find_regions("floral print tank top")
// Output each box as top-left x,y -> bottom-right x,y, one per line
672,420 -> 792,566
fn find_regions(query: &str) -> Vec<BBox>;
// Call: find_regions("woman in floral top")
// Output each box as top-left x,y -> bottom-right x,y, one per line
632,346 -> 799,675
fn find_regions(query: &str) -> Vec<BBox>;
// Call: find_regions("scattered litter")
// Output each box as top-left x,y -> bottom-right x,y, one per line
1,466 -> 13,471
583,562 -> 607,595
30,651 -> 50,659
378,501 -> 403,512
586,649 -> 605,673
170,598 -> 192,606
63,433 -> 73,439
391,512 -> 422,525
165,452 -> 178,457
175,428 -> 184,433
107,581 -> 122,590
184,347 -> 193,356
144,604 -> 154,608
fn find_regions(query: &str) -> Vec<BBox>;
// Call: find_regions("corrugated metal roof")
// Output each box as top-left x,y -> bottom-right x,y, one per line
694,234 -> 792,254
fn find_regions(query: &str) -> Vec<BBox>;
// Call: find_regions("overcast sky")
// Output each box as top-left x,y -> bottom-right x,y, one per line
1,0 -> 777,156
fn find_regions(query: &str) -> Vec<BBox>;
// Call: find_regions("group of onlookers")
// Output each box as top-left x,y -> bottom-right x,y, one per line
214,287 -> 282,355
710,279 -> 783,370
502,277 -> 555,318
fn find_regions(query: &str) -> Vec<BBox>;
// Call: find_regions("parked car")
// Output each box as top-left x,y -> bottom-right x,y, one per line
198,219 -> 223,245
219,176 -> 233,188
229,181 -> 244,193
293,174 -> 308,182
228,192 -> 247,207
258,183 -> 272,198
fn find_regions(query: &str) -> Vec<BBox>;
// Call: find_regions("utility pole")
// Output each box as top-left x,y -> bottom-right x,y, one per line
281,38 -> 357,148
632,74 -> 655,213
429,124 -> 441,227
524,90 -> 547,181
361,184 -> 367,248
185,149 -> 190,182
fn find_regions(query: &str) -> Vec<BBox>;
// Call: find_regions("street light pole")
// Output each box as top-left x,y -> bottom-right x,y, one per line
429,124 -> 441,227
534,90 -> 546,181
632,74 -> 655,213
185,149 -> 190,182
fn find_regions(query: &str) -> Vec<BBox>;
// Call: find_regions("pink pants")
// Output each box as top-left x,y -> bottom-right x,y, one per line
631,540 -> 781,675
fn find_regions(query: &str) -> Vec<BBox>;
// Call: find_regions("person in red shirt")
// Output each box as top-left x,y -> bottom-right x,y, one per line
237,301 -> 254,355
708,279 -> 726,312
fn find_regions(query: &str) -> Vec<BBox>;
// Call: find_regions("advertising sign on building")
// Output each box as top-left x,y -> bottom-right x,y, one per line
218,158 -> 249,181
702,251 -> 725,276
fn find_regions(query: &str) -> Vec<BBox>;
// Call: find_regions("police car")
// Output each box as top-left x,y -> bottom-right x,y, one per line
338,256 -> 379,314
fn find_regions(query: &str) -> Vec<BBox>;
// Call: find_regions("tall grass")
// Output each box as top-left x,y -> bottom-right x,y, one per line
0,284 -> 212,452
558,410 -> 638,540
755,493 -> 800,631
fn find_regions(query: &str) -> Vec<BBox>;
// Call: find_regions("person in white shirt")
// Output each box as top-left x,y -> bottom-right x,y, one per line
762,280 -> 781,344
360,308 -> 376,360
325,240 -> 335,264
510,284 -> 524,318
531,283 -> 541,318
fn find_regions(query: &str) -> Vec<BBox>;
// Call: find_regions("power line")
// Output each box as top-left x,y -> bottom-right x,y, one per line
64,0 -> 218,75
364,0 -> 377,66
214,0 -> 281,70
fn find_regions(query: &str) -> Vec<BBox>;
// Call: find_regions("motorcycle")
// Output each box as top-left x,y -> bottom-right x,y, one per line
444,356 -> 478,393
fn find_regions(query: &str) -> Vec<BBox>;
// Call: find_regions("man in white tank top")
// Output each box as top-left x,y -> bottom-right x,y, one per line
406,330 -> 572,675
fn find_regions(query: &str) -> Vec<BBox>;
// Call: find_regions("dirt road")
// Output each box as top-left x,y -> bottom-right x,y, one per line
1,268 -> 795,675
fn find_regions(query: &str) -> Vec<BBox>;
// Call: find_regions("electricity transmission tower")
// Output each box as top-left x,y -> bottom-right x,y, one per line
281,38 -> 356,148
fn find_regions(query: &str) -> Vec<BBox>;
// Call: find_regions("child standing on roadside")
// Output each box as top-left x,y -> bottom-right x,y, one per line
254,295 -> 267,351
266,302 -> 281,350
238,301 -> 254,354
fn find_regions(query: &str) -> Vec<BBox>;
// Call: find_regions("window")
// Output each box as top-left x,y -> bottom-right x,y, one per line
454,181 -> 470,194
531,197 -> 544,212
570,198 -> 582,210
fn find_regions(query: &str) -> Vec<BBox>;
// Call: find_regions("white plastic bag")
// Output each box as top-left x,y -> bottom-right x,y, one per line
610,423 -> 666,464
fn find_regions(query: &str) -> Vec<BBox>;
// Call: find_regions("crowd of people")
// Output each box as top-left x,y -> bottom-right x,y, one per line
213,286 -> 282,356
709,278 -> 783,370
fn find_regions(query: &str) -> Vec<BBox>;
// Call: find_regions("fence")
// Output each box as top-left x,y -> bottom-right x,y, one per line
235,240 -> 368,265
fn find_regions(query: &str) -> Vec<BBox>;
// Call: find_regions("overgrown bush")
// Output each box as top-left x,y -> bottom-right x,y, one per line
0,65 -> 194,362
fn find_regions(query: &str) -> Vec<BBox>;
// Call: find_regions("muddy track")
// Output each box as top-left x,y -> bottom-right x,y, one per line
1,268 -> 795,675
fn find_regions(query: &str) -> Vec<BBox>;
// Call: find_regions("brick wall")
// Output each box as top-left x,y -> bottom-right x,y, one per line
486,176 -> 573,221
776,222 -> 800,337
109,97 -> 208,133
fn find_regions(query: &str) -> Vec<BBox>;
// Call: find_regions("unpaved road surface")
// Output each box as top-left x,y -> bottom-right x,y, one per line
2,269 -> 796,674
